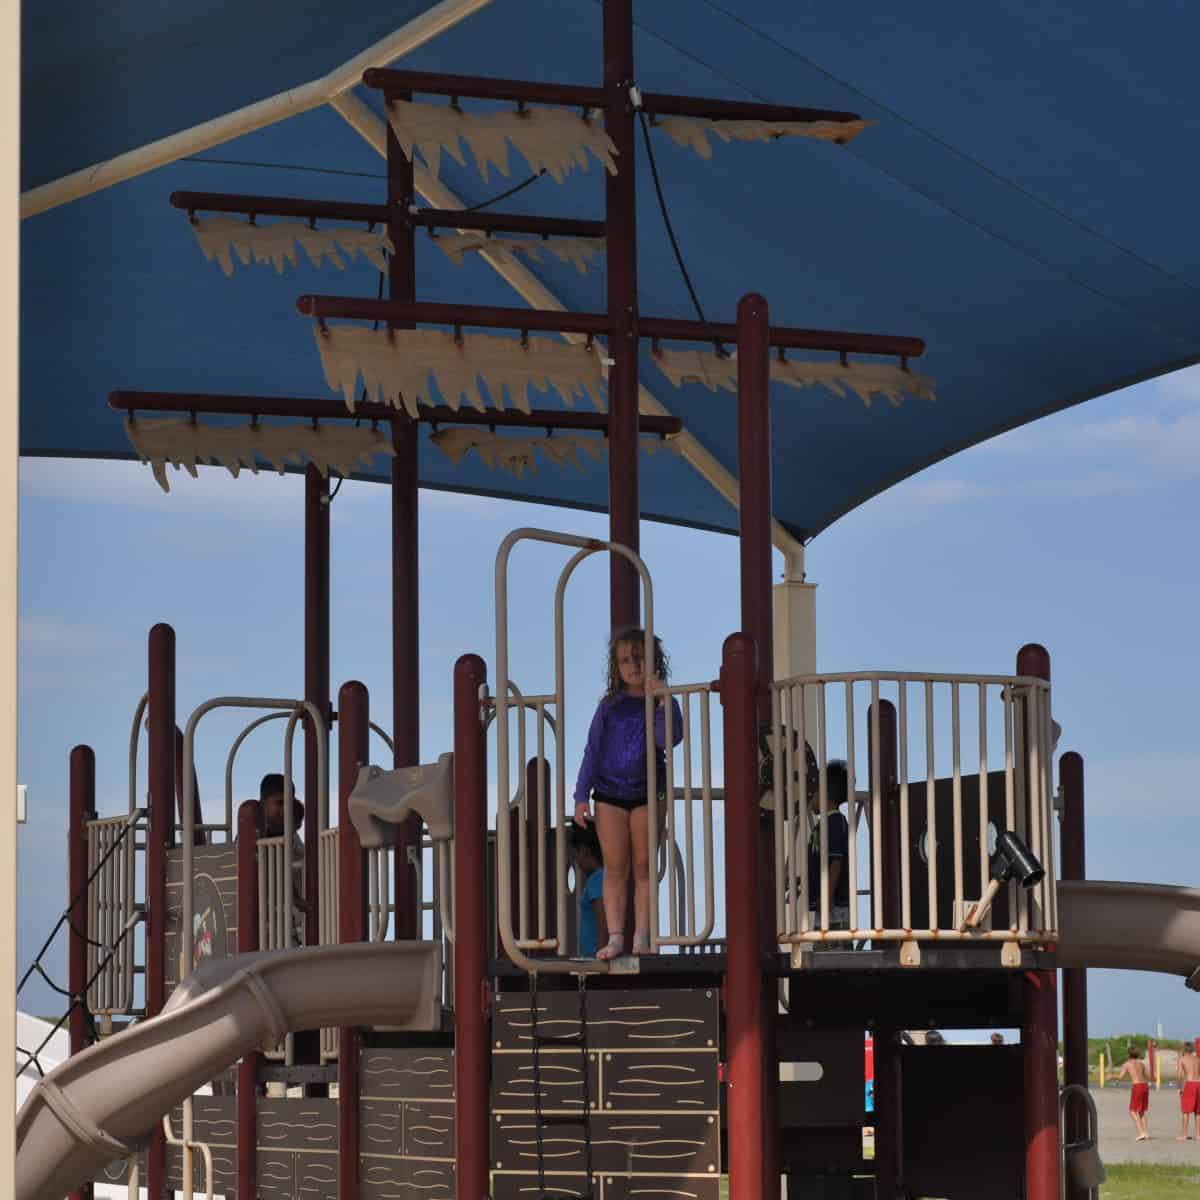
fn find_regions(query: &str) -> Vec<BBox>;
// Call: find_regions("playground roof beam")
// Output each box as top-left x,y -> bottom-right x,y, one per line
108,390 -> 683,435
294,295 -> 926,359
362,67 -> 862,127
20,0 -> 497,218
169,191 -> 605,240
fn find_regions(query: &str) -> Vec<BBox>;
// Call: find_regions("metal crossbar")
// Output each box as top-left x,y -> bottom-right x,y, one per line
529,973 -> 593,1200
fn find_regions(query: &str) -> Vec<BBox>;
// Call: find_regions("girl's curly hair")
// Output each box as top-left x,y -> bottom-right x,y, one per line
604,626 -> 670,698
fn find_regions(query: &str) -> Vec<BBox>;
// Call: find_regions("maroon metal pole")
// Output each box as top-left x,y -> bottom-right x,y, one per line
1023,969 -> 1061,1200
1015,644 -> 1059,1198
338,681 -> 370,1200
389,111 -> 423,940
603,0 -> 641,629
868,701 -> 903,1200
870,699 -> 902,929
67,745 -> 95,1200
721,633 -> 766,1200
111,390 -> 681,435
1060,751 -> 1088,1200
236,799 -> 261,1200
147,623 -> 175,1198
737,294 -> 774,724
454,655 -> 489,1200
304,464 -> 329,950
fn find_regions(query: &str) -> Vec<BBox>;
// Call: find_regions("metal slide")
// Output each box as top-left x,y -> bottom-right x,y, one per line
15,940 -> 442,1200
1057,880 -> 1200,988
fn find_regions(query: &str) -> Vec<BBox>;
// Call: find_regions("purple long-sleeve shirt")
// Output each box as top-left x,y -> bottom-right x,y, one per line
574,692 -> 685,806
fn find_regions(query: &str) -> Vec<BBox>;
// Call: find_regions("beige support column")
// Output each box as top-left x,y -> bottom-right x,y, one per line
774,549 -> 817,1112
773,548 -> 817,681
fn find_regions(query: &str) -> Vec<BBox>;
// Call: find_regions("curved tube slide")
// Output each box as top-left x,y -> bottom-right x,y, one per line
16,940 -> 441,1200
1058,880 -> 1200,988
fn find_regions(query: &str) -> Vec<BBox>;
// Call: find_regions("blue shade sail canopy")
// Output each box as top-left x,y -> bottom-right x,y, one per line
21,1 -> 1200,541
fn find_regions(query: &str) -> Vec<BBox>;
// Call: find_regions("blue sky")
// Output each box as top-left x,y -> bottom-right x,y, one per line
15,362 -> 1200,1036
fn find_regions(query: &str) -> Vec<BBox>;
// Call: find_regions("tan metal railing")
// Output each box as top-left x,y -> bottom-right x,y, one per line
494,528 -> 658,973
650,682 -> 717,950
84,812 -> 141,1017
771,671 -> 1057,956
316,828 -> 449,1058
492,528 -> 722,967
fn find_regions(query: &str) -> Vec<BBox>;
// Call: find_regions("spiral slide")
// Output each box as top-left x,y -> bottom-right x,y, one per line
1057,880 -> 1200,988
15,940 -> 442,1200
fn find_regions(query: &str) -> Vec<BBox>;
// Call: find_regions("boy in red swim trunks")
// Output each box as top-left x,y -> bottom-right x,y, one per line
1177,1040 -> 1200,1140
1117,1045 -> 1151,1139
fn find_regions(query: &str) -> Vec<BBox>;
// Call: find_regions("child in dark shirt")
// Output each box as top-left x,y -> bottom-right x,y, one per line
573,629 -> 683,960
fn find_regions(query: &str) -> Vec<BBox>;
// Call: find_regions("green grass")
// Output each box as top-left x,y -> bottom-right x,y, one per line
719,1164 -> 1200,1199
1098,1164 -> 1200,1198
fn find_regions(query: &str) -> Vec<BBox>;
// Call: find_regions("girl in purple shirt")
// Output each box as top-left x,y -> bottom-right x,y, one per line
573,629 -> 683,960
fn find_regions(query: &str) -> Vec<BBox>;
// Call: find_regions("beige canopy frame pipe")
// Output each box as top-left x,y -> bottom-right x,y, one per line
183,697 -> 328,972
20,0 -> 494,218
127,692 -> 148,817
495,528 -> 654,973
223,709 -> 326,842
329,90 -> 808,579
551,543 -> 656,950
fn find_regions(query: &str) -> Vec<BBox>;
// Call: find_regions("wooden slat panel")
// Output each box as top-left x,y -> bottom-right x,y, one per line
493,1112 -> 719,1174
599,1050 -> 719,1112
360,1046 -> 455,1100
494,989 -> 719,1051
492,1049 -> 600,1112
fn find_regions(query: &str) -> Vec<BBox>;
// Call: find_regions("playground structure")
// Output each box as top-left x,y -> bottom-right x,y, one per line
14,5 -> 1200,1200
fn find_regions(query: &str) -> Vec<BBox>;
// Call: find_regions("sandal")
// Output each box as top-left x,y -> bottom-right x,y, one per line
596,935 -> 625,962
632,931 -> 652,956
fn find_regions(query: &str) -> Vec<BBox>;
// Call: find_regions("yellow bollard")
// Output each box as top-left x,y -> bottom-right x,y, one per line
1099,1054 -> 1105,1088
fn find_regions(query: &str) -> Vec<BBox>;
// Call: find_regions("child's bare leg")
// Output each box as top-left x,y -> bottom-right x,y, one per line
629,806 -> 652,950
595,803 -> 630,954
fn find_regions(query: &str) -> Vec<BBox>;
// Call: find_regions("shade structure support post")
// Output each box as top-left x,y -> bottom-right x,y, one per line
338,681 -> 370,1200
67,745 -> 96,1200
1023,969 -> 1061,1200
737,294 -> 774,725
304,463 -> 329,950
235,799 -> 261,1200
1060,750 -> 1089,1200
388,109 -> 422,940
454,654 -> 489,1200
721,633 -> 768,1200
146,622 -> 175,1198
603,0 -> 640,630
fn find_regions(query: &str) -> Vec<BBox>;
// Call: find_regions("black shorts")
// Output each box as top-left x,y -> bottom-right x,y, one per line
593,790 -> 648,812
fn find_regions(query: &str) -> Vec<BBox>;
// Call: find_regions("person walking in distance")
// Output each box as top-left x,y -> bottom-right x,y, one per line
1177,1040 -> 1200,1140
1116,1044 -> 1152,1140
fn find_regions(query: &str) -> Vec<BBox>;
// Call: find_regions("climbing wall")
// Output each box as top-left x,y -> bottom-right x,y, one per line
491,987 -> 721,1200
